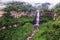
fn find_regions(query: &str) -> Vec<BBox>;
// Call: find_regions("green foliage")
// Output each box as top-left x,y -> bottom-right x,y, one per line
0,19 -> 4,27
51,8 -> 60,14
32,21 -> 53,40
4,4 -> 35,12
41,16 -> 53,22
52,17 -> 60,29
32,18 -> 60,40
51,3 -> 60,14
17,16 -> 34,25
0,23 -> 34,40
45,20 -> 60,40
0,13 -> 34,28
0,12 -> 18,28
4,5 -> 20,12
3,12 -> 14,27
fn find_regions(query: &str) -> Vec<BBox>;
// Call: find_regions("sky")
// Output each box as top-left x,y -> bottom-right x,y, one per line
0,0 -> 60,8
1,0 -> 60,4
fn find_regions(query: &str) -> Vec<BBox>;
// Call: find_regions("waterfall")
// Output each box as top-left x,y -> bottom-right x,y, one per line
34,10 -> 40,28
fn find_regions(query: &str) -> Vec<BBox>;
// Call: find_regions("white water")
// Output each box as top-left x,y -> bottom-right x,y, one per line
35,10 -> 40,27
26,10 -> 40,40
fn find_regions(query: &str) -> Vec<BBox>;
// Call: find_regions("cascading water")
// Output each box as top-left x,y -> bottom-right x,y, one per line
26,10 -> 40,40
34,10 -> 40,29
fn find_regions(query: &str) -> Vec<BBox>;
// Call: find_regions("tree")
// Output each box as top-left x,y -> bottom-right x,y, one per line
3,1 -> 36,12
51,3 -> 60,14
1,12 -> 18,28
50,3 -> 60,20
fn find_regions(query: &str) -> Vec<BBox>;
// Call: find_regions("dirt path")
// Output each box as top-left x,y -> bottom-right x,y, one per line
26,28 -> 39,40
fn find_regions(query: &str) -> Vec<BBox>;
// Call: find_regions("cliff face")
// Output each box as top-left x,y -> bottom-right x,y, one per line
0,11 -> 36,18
0,10 -> 5,17
0,10 -> 59,20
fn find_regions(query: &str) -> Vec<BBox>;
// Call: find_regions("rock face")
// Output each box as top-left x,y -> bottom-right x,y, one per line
0,11 -> 36,18
0,10 -> 59,20
53,13 -> 58,20
0,10 -> 5,17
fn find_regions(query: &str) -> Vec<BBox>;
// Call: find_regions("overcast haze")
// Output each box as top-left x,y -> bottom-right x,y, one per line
0,0 -> 60,9
1,0 -> 60,4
